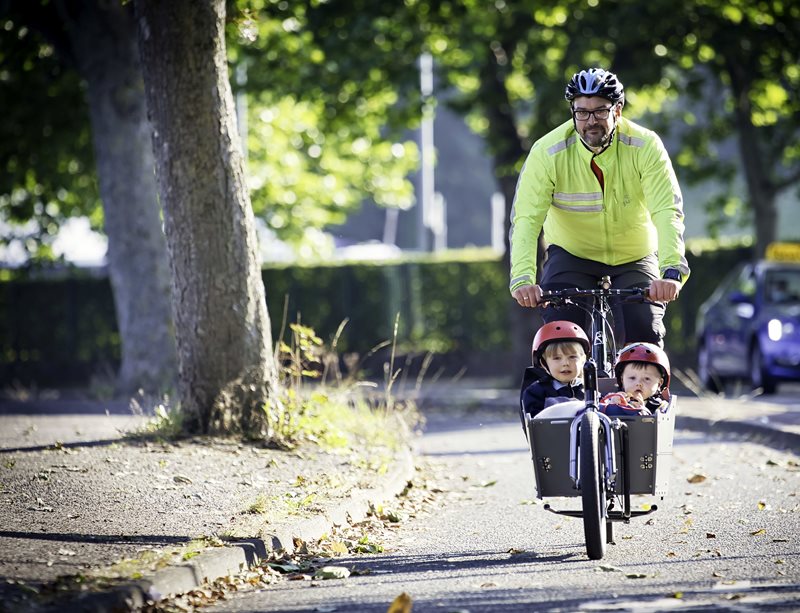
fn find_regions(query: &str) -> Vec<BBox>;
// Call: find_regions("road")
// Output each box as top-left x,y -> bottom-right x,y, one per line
204,402 -> 800,613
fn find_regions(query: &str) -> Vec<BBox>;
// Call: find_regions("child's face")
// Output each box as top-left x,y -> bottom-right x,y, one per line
621,363 -> 663,400
543,347 -> 586,384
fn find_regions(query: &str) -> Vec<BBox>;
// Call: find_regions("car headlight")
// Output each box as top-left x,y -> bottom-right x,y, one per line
767,319 -> 795,341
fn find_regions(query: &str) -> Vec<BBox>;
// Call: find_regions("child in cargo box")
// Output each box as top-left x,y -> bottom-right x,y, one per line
519,321 -> 589,432
600,342 -> 670,416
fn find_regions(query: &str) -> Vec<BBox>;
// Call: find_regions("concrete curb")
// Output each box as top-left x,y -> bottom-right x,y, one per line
48,447 -> 415,612
264,447 -> 415,553
676,415 -> 800,453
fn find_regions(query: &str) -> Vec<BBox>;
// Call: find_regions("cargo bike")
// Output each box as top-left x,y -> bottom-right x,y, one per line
524,278 -> 676,560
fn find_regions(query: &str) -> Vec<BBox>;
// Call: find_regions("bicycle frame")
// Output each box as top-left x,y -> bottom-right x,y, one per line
535,277 -> 658,549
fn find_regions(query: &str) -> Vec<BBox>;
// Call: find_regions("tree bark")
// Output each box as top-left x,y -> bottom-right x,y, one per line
134,0 -> 276,436
478,47 -> 539,372
726,59 -> 777,258
57,0 -> 177,396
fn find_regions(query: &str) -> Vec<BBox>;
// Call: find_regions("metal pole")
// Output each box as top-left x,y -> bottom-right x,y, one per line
418,53 -> 434,252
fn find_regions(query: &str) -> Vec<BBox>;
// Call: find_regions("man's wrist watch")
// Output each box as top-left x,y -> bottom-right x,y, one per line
662,268 -> 682,282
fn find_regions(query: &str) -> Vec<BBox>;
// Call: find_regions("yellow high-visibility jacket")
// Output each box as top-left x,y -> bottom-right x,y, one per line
509,116 -> 689,292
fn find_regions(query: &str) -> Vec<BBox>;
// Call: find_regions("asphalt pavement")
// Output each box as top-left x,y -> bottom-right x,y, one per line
0,381 -> 798,612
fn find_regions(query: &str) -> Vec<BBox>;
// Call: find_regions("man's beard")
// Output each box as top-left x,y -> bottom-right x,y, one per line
580,124 -> 611,148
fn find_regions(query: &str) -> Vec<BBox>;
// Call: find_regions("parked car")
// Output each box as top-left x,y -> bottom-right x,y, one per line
695,244 -> 800,394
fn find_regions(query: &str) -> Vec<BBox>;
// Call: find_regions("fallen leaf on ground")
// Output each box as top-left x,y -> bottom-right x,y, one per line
687,474 -> 707,484
313,566 -> 350,580
329,541 -> 348,555
387,592 -> 413,613
596,565 -> 622,572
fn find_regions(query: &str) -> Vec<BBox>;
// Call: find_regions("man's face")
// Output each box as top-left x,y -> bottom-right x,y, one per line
572,95 -> 620,148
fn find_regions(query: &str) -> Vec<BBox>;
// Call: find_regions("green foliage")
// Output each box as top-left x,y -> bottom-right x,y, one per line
1,1 -> 420,259
605,0 -> 800,246
260,250 -> 510,358
228,1 -> 426,134
0,14 -> 100,260
133,402 -> 184,440
0,251 -> 511,387
3,0 -> 799,261
265,320 -> 417,451
227,2 -> 424,250
245,93 -> 418,248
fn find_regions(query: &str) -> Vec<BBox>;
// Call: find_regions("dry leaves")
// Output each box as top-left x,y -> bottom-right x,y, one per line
387,592 -> 413,613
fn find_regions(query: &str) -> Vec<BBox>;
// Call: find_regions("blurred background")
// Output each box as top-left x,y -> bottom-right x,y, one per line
1,0 -> 798,396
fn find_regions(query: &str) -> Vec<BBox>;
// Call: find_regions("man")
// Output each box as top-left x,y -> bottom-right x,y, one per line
509,68 -> 689,347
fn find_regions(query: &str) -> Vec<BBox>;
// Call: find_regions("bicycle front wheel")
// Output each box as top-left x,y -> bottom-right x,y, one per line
580,411 -> 607,560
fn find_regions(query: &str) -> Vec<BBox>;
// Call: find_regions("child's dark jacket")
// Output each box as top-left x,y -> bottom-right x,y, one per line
519,365 -> 585,428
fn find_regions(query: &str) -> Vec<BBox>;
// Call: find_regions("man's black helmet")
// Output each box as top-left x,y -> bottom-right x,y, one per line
565,68 -> 624,105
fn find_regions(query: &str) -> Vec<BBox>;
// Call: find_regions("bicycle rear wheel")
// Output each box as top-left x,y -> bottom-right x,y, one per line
580,411 -> 607,560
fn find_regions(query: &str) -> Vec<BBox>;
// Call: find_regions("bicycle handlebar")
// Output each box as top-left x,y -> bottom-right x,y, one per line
540,286 -> 649,302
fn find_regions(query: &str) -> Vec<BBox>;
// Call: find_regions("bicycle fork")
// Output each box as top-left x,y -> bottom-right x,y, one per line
568,410 -> 618,494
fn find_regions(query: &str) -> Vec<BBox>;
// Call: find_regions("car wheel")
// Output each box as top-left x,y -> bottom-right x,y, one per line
750,343 -> 777,395
697,340 -> 721,393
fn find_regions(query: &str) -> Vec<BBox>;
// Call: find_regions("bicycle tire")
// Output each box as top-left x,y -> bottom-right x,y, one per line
580,411 -> 606,560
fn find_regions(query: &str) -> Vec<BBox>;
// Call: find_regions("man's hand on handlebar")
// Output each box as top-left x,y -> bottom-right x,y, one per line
512,284 -> 542,308
648,278 -> 680,303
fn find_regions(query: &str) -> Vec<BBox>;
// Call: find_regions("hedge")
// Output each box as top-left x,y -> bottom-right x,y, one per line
0,243 -> 753,388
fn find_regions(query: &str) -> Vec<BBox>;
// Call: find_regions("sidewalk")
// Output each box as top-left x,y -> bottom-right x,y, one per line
0,402 -> 415,612
1,383 -> 799,611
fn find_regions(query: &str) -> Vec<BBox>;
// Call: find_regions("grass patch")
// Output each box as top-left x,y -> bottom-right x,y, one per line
266,318 -> 420,453
246,493 -> 270,515
126,317 -> 420,452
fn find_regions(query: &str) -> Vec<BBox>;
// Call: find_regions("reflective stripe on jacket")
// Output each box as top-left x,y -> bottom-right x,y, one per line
509,117 -> 688,292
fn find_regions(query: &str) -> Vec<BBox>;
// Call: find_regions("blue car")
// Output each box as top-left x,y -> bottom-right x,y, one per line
696,246 -> 800,394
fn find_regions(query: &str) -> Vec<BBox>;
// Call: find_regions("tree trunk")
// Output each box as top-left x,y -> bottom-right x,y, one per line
135,0 -> 276,436
56,0 -> 177,397
726,59 -> 777,258
478,49 -> 538,374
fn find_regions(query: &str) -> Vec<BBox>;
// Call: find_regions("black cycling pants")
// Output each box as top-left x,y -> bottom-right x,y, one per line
539,245 -> 666,348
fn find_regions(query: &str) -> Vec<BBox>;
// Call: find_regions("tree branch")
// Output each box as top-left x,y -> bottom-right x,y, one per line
774,165 -> 800,192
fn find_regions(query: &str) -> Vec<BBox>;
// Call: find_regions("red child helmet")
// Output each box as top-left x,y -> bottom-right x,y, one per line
532,321 -> 590,365
614,342 -> 671,391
